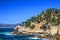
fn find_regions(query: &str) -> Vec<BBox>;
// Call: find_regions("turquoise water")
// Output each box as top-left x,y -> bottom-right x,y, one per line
0,28 -> 49,40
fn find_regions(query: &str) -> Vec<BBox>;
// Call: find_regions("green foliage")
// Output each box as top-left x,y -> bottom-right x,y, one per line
51,18 -> 58,25
30,17 -> 37,22
24,21 -> 31,27
29,25 -> 35,29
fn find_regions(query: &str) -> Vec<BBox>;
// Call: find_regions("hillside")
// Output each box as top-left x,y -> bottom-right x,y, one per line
19,8 -> 60,30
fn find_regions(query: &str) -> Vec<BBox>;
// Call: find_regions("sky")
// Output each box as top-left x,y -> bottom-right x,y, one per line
0,0 -> 60,24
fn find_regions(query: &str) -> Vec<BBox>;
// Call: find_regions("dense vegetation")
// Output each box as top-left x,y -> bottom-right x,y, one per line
20,8 -> 60,29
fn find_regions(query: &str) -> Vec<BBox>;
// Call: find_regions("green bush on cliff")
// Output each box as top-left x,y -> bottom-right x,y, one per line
24,21 -> 31,27
29,25 -> 35,29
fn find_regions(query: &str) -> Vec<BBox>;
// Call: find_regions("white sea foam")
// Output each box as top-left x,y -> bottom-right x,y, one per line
28,36 -> 40,39
27,37 -> 49,40
0,32 -> 14,35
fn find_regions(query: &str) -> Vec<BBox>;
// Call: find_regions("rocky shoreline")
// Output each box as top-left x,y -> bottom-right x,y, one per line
13,8 -> 60,40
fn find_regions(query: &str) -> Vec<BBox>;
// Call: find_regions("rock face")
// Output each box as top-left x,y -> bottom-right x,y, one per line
50,26 -> 58,36
13,20 -> 46,34
57,24 -> 60,35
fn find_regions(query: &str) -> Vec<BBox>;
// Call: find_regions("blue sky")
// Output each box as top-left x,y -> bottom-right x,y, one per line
0,0 -> 60,24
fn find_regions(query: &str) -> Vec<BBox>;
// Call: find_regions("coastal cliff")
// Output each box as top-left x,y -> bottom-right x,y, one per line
13,8 -> 60,37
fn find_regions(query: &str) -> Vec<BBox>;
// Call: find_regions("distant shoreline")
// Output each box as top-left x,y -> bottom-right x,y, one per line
0,27 -> 14,28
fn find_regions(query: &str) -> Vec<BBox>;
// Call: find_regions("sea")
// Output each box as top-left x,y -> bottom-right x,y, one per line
0,28 -> 49,40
